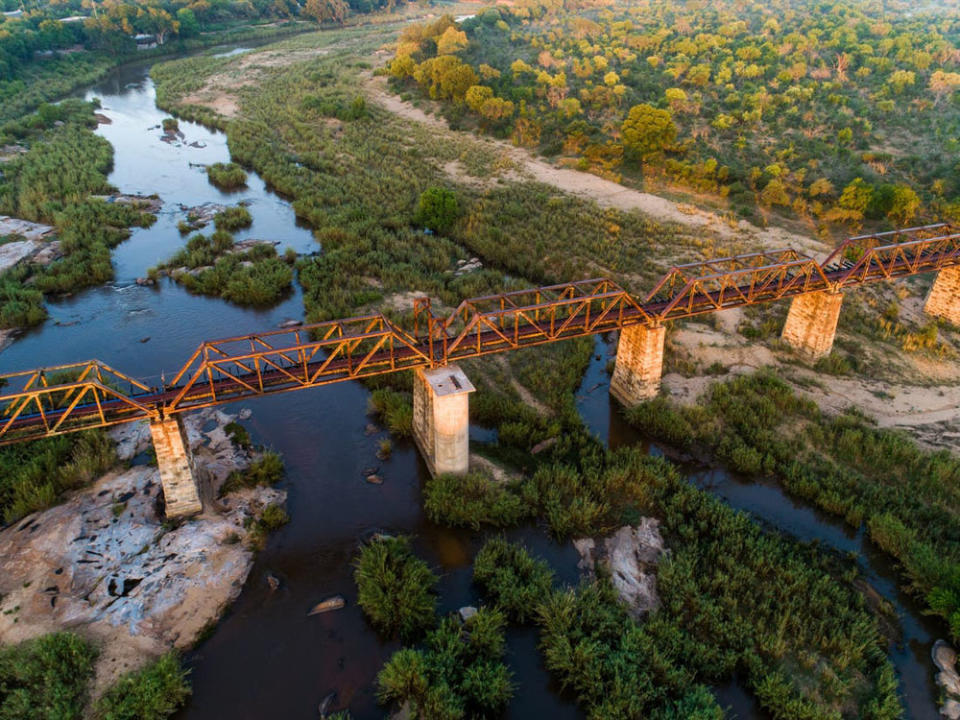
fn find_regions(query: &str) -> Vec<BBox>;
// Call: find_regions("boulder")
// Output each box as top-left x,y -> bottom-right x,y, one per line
574,519 -> 666,619
458,606 -> 477,623
308,596 -> 346,615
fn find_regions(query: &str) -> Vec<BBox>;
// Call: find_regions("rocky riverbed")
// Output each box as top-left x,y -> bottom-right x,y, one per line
0,407 -> 284,697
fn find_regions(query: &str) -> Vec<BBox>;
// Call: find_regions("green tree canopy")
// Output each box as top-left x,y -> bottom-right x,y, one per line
621,104 -> 677,161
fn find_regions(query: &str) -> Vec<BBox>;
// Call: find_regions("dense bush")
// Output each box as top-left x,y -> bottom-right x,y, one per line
423,472 -> 531,529
94,653 -> 191,720
414,186 -> 458,233
0,430 -> 116,525
213,205 -> 252,231
0,632 -> 97,720
472,537 -> 553,623
377,609 -> 513,717
354,535 -> 438,641
206,162 -> 248,190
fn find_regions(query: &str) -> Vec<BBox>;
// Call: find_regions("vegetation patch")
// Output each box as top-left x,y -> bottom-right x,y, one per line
212,205 -> 252,231
152,231 -> 293,307
219,450 -> 284,496
354,535 -> 437,641
0,430 -> 116,526
626,369 -> 960,644
206,162 -> 248,191
0,100 -> 155,329
0,632 -> 97,720
474,447 -> 900,720
93,652 -> 191,720
423,472 -> 531,530
376,608 -> 513,718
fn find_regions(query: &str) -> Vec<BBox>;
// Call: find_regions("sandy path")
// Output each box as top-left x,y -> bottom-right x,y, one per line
364,75 -> 828,258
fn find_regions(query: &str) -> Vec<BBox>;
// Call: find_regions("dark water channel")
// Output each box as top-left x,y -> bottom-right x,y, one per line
0,56 -> 943,718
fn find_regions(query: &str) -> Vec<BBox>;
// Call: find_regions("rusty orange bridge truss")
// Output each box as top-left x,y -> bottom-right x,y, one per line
2,223 -> 958,445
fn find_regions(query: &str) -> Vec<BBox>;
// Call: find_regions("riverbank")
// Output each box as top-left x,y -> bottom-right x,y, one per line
0,407 -> 284,699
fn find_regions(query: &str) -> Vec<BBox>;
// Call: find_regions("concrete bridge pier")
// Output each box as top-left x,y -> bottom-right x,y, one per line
413,365 -> 475,476
149,416 -> 203,519
924,266 -> 960,325
781,290 -> 843,360
610,323 -> 666,406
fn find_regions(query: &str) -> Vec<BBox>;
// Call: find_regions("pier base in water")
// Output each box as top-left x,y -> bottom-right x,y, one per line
413,365 -> 474,477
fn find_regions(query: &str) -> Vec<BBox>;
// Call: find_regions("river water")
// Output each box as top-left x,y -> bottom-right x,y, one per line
0,57 -> 944,718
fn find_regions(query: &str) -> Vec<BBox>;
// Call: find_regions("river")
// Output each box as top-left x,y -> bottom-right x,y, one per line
0,55 -> 944,719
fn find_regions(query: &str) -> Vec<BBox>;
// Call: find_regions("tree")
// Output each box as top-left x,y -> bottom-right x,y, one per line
303,0 -> 348,24
175,8 -> 199,37
621,104 -> 676,161
888,185 -> 920,226
435,25 -> 467,55
465,85 -> 494,112
415,187 -> 458,233
929,70 -> 960,104
838,178 -> 873,215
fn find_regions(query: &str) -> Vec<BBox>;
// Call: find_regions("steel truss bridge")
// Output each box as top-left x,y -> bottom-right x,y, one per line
2,222 -> 958,446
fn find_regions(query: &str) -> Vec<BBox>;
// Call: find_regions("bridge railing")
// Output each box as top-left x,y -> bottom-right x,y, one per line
0,361 -> 154,442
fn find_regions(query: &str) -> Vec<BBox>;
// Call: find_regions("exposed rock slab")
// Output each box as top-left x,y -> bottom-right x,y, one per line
574,519 -> 667,619
0,215 -> 55,243
0,408 -> 284,696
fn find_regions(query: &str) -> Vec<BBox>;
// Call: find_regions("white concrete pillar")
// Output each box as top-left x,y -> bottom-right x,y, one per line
781,291 -> 843,360
412,365 -> 474,476
149,416 -> 202,519
609,323 -> 666,407
924,266 -> 960,325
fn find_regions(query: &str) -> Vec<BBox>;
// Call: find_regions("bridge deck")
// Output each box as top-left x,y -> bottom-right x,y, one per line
1,223 -> 957,444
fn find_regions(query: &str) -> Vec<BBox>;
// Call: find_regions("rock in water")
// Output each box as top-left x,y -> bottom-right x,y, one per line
574,519 -> 666,619
266,573 -> 280,592
933,640 -> 960,717
458,606 -> 477,623
308,595 -> 346,615
318,691 -> 337,717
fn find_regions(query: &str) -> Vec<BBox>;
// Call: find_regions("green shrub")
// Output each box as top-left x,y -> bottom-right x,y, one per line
423,472 -> 530,529
213,205 -> 252,231
94,653 -> 190,720
368,389 -> 413,438
0,632 -> 97,720
219,451 -> 283,496
206,162 -> 247,190
161,117 -> 178,132
258,503 -> 289,531
472,537 -> 554,623
355,536 -> 437,641
377,609 -> 513,716
0,430 -> 116,524
414,187 -> 458,234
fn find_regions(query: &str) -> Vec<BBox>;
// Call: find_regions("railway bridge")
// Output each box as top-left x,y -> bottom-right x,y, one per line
2,223 -> 960,517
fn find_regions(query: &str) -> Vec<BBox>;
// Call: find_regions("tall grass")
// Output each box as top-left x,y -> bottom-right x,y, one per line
0,632 -> 97,720
0,430 -> 116,525
93,653 -> 191,720
377,609 -> 513,717
354,535 -> 437,641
